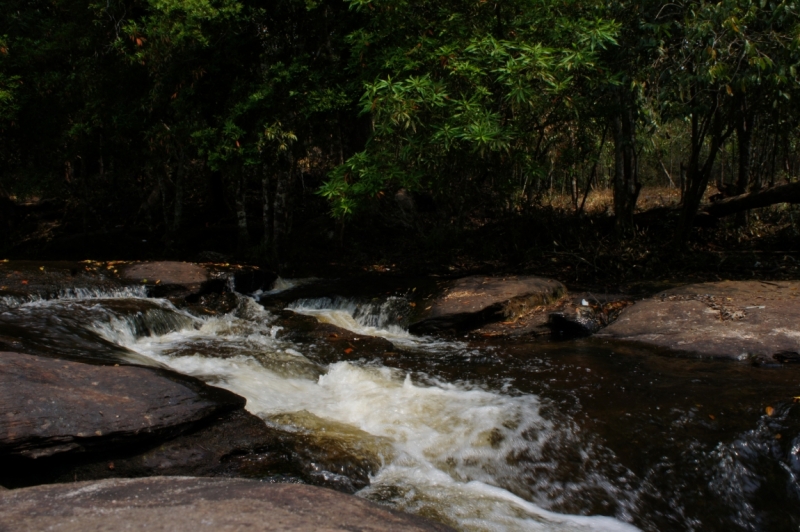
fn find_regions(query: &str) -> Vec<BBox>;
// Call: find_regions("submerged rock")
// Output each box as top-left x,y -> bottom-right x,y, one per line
409,275 -> 566,334
275,310 -> 395,365
597,280 -> 800,360
0,352 -> 244,460
0,476 -> 454,531
269,410 -> 395,493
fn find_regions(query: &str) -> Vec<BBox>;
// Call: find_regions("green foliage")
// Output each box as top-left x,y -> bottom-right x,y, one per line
321,0 -> 619,216
1,0 -> 799,250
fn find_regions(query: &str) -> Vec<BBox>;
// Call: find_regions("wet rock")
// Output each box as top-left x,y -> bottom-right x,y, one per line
470,292 -> 632,339
0,260 -> 128,306
232,268 -> 278,294
409,275 -> 566,334
122,261 -> 211,300
275,311 -> 396,365
183,290 -> 241,316
548,295 -> 634,339
773,351 -> 800,363
269,410 -> 395,493
549,305 -> 602,338
0,476 -> 454,532
0,409 -> 294,488
0,352 -> 244,460
0,299 -> 193,365
597,281 -> 800,360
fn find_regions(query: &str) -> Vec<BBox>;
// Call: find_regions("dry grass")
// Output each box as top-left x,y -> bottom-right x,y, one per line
543,186 -> 683,214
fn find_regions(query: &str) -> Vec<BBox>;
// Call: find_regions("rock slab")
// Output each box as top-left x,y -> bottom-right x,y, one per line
409,275 -> 565,333
597,281 -> 800,360
0,476 -> 454,531
0,352 -> 244,458
122,261 -> 208,286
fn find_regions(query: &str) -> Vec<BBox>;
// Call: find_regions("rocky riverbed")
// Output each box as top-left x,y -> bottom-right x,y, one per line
1,259 -> 799,531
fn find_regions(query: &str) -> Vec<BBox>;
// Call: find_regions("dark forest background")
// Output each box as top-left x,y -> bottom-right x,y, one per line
2,0 -> 800,284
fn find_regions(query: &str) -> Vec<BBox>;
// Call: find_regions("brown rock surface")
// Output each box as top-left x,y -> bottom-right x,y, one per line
597,280 -> 800,360
0,352 -> 245,459
0,476 -> 454,531
0,409 -> 291,488
122,261 -> 208,286
409,275 -> 565,333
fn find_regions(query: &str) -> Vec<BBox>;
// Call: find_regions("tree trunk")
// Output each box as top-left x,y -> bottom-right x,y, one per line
158,164 -> 170,230
679,162 -> 686,202
172,150 -> 185,236
235,165 -> 249,255
612,89 -> 641,237
272,159 -> 290,262
701,181 -> 800,218
657,155 -> 676,188
675,105 -> 729,246
261,165 -> 272,250
734,101 -> 754,227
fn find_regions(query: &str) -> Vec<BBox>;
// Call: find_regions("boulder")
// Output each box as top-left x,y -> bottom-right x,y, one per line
275,311 -> 396,366
597,281 -> 800,360
231,268 -> 278,294
548,294 -> 634,339
409,275 -> 565,334
0,409 -> 291,488
0,298 -> 195,365
122,261 -> 212,299
0,476 -> 454,531
0,352 -> 244,459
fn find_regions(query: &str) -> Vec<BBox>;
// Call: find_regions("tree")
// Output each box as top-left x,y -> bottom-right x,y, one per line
320,0 -> 618,225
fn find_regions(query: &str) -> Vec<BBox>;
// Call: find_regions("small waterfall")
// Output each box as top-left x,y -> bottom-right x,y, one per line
0,285 -> 148,310
288,296 -> 414,340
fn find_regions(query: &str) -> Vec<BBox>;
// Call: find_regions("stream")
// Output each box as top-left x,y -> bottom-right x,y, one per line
1,279 -> 799,532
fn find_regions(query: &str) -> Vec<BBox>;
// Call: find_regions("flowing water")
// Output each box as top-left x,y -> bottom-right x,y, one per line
1,280 -> 799,532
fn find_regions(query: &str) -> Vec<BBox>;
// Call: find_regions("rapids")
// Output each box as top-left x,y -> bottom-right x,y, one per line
1,281 -> 798,531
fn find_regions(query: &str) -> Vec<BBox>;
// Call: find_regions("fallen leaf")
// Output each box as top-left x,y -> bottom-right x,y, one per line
766,406 -> 775,416
708,414 -> 716,420
776,433 -> 782,440
21,280 -> 28,285
328,333 -> 339,338
344,348 -> 354,354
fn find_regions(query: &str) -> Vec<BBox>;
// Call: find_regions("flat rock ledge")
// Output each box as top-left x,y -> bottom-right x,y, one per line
0,476 -> 454,532
0,352 -> 244,459
409,275 -> 566,334
597,280 -> 800,361
122,261 -> 209,286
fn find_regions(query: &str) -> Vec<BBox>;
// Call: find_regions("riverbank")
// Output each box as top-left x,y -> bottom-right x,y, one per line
4,189 -> 799,297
